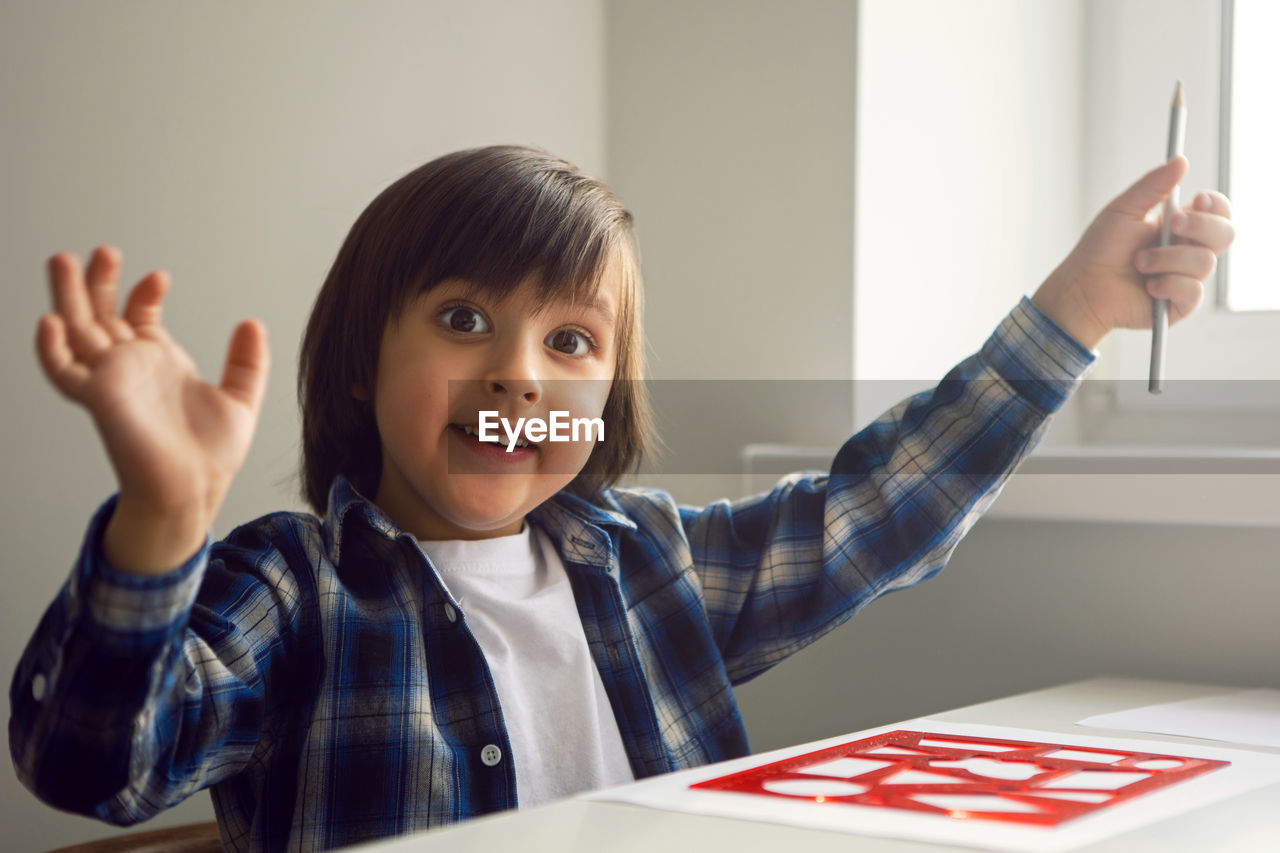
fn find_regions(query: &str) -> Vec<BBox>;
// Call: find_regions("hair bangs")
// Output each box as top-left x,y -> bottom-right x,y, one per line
411,153 -> 626,312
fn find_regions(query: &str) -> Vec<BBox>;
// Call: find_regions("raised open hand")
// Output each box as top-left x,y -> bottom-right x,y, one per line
36,246 -> 269,572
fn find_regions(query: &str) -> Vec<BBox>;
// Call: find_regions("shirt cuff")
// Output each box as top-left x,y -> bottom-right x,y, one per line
77,495 -> 210,637
978,296 -> 1098,416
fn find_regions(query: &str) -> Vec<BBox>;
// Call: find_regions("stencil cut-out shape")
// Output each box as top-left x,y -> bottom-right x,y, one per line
911,794 -> 1046,814
760,778 -> 867,798
865,745 -> 927,756
1042,770 -> 1150,791
795,757 -> 891,778
931,758 -> 1044,780
1044,748 -> 1126,764
882,768 -> 968,786
1134,759 -> 1183,770
918,738 -> 1019,752
1030,790 -> 1114,804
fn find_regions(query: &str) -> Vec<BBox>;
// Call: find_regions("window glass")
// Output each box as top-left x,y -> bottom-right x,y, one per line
1223,0 -> 1280,311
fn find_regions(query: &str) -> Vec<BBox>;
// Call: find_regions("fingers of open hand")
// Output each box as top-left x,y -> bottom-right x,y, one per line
36,313 -> 91,400
43,248 -> 175,400
219,320 -> 271,412
123,269 -> 171,330
84,246 -> 135,342
49,252 -> 116,358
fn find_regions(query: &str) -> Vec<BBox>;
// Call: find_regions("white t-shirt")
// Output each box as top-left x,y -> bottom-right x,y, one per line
418,524 -> 635,808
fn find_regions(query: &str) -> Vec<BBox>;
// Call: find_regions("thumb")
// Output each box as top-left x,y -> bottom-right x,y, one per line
1105,155 -> 1189,219
219,319 -> 270,412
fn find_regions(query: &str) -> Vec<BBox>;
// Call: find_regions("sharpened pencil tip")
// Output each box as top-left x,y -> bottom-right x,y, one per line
1173,80 -> 1185,108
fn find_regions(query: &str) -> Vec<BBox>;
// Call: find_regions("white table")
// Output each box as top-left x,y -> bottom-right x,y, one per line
353,678 -> 1280,852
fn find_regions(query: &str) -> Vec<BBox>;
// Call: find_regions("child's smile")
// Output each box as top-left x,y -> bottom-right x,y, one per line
360,268 -> 619,541
450,422 -> 539,459
443,414 -> 552,467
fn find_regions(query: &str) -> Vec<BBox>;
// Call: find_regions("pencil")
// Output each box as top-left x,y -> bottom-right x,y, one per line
1149,80 -> 1186,394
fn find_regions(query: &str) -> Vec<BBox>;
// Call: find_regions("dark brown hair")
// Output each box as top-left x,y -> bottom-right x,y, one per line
298,145 -> 649,513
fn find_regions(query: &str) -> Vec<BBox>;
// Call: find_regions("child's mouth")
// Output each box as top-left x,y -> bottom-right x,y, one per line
449,423 -> 537,458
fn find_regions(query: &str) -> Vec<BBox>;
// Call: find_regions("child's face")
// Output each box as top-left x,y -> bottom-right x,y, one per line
362,265 -> 620,541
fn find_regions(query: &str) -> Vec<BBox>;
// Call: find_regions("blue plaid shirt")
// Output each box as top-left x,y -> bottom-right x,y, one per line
11,298 -> 1092,851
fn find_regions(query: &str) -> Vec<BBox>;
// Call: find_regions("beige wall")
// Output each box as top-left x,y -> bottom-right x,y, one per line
606,0 -> 857,384
852,0 -> 1084,425
605,0 -> 857,508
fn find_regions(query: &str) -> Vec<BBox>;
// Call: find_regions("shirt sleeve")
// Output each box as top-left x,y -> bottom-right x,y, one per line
679,297 -> 1096,684
8,497 -> 310,825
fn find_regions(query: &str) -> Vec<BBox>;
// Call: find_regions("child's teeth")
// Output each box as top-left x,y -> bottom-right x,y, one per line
459,424 -> 531,447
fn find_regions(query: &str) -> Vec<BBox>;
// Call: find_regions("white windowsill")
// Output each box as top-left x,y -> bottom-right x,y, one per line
741,444 -> 1280,529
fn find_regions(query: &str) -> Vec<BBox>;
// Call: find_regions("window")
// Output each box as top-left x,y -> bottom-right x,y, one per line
991,0 -> 1280,532
1082,0 -> 1280,407
1221,0 -> 1280,311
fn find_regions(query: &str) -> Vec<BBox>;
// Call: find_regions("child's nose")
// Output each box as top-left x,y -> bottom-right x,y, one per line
483,339 -> 542,406
485,376 -> 541,406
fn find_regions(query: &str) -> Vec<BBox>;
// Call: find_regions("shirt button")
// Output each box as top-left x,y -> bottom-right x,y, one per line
31,673 -> 47,702
444,603 -> 457,623
480,744 -> 503,767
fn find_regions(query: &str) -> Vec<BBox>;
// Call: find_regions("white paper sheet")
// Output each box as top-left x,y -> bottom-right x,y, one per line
585,718 -> 1280,853
1077,688 -> 1280,749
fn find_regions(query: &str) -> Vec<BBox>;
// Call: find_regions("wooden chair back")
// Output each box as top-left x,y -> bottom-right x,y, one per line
45,822 -> 222,853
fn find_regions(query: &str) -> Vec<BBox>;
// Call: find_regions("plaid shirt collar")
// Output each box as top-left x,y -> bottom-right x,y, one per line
322,475 -> 637,572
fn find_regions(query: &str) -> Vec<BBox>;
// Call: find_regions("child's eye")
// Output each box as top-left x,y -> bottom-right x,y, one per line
546,328 -> 594,356
439,306 -> 489,334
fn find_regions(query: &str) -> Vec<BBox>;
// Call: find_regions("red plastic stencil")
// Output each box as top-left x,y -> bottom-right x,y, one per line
690,730 -> 1229,827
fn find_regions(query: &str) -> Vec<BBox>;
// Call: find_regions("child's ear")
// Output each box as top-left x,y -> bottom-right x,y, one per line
351,383 -> 370,401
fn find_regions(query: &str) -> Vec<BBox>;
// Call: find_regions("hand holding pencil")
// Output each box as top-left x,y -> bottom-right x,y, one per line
1031,152 -> 1234,354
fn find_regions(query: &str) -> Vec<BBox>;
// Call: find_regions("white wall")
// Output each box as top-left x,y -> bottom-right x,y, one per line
1,2 -> 605,850
853,0 -> 1084,426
